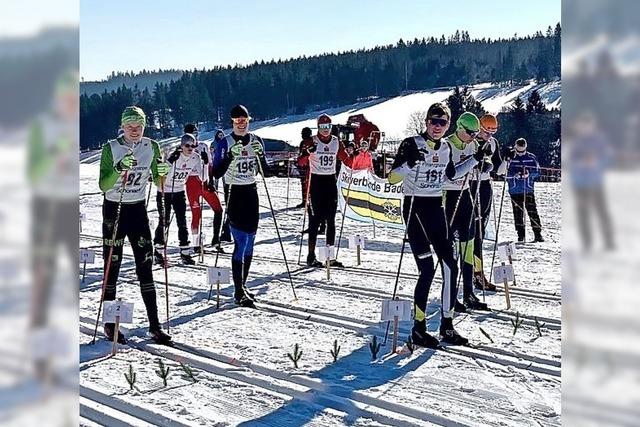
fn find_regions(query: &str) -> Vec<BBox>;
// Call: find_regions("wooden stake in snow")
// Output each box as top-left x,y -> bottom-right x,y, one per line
349,235 -> 366,266
381,299 -> 412,354
102,298 -> 133,357
79,248 -> 95,284
493,263 -> 514,310
207,266 -> 230,309
318,246 -> 334,281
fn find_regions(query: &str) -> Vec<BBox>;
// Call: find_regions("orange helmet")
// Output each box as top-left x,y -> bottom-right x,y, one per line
480,114 -> 498,132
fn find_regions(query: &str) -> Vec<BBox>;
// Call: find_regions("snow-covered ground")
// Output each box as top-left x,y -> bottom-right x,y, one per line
79,161 -> 561,426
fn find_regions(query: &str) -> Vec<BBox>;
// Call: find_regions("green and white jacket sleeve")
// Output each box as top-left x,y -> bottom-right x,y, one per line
99,143 -> 120,192
150,140 -> 162,186
27,120 -> 51,183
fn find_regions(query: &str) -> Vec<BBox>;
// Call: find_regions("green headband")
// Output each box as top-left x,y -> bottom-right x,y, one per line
121,106 -> 146,127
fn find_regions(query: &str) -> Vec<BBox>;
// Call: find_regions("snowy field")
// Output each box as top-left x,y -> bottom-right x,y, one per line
79,161 -> 561,427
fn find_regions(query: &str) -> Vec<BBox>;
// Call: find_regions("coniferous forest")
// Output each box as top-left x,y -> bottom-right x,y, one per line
80,25 -> 561,166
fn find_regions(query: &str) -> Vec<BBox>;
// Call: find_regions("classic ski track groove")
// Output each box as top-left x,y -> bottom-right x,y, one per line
79,384 -> 194,427
79,233 -> 562,304
79,325 -> 469,427
79,321 -> 559,427
80,264 -> 561,377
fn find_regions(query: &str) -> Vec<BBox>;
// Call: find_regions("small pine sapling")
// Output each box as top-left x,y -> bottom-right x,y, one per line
180,362 -> 198,383
124,363 -> 136,391
369,336 -> 381,360
534,317 -> 545,337
155,358 -> 170,387
288,343 -> 302,369
510,311 -> 524,336
330,339 -> 341,363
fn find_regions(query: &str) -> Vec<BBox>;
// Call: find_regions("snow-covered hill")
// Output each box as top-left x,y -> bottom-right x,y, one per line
250,80 -> 561,145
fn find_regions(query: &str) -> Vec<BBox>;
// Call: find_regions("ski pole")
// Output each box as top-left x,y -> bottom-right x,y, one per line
383,164 -> 421,346
91,170 -> 129,345
198,164 -> 205,263
489,163 -> 509,277
335,163 -> 355,260
473,181 -> 487,302
256,156 -> 297,300
159,162 -> 171,332
286,156 -> 291,210
297,167 -> 313,265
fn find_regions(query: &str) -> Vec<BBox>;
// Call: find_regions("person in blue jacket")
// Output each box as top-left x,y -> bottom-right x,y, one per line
505,138 -> 544,242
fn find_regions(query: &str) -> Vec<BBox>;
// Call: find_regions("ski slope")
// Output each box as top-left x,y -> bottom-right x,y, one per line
250,80 -> 561,144
79,161 -> 561,426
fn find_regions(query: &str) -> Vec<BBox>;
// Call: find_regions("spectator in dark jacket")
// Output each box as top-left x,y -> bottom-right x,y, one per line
296,127 -> 313,208
506,138 -> 544,242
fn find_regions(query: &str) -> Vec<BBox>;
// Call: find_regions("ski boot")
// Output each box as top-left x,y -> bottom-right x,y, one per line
295,202 -> 305,209
154,249 -> 166,266
329,259 -> 344,268
453,300 -> 467,313
211,237 -> 226,253
235,294 -> 256,308
180,251 -> 195,265
464,293 -> 489,311
148,327 -> 172,346
220,230 -> 232,243
533,232 -> 545,243
411,320 -> 440,349
440,317 -> 468,346
474,272 -> 497,291
104,322 -> 127,344
192,246 -> 202,255
306,254 -> 324,268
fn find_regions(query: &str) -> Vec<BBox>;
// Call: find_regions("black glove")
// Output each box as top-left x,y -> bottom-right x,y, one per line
473,142 -> 492,162
200,149 -> 209,164
503,146 -> 515,161
168,147 -> 182,164
445,161 -> 456,179
406,144 -> 425,169
306,143 -> 317,154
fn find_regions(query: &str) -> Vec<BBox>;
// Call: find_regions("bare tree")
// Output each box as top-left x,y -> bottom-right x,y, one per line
405,110 -> 428,136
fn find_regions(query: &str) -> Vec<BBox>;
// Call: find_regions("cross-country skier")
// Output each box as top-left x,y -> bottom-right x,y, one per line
152,133 -> 203,265
98,105 -> 171,345
505,138 -> 544,242
211,105 -> 267,308
444,112 -> 491,312
388,103 -> 490,347
183,123 -> 223,253
469,114 -> 506,292
299,114 -> 351,267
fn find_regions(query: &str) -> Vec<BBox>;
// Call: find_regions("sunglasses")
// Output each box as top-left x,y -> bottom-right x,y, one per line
481,127 -> 497,135
318,123 -> 332,130
462,126 -> 479,136
183,144 -> 197,149
428,118 -> 449,127
232,117 -> 249,124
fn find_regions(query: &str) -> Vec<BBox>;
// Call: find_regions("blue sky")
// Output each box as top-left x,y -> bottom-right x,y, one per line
80,0 -> 560,81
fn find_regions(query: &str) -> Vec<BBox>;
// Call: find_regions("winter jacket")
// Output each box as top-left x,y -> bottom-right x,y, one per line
507,152 -> 540,195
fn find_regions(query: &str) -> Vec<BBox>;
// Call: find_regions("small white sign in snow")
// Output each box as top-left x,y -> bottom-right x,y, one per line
103,300 -> 134,324
29,327 -> 69,361
317,246 -> 335,262
381,299 -> 412,321
348,235 -> 366,249
493,264 -> 515,283
497,241 -> 516,260
79,248 -> 96,264
207,266 -> 230,285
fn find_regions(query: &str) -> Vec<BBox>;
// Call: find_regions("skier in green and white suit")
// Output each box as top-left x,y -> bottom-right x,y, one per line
98,106 -> 172,345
